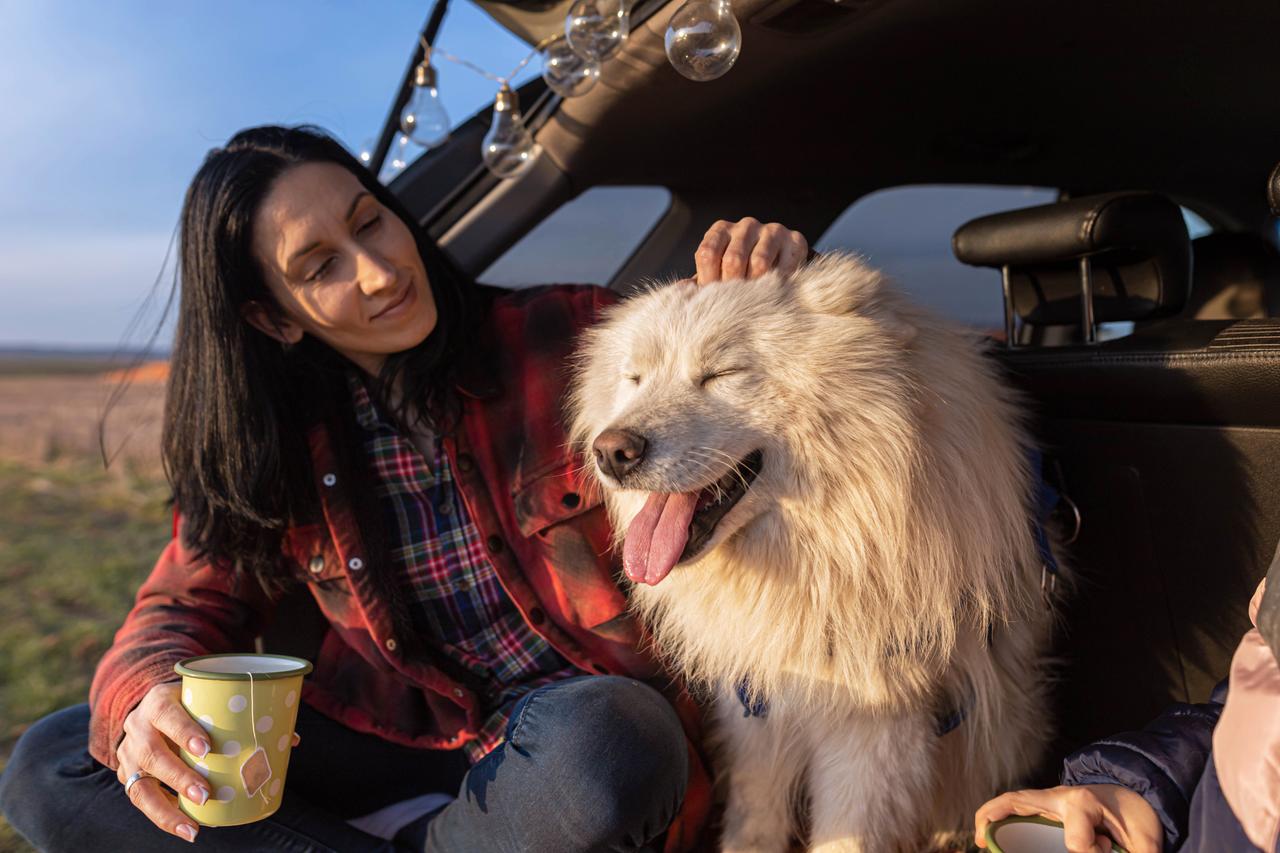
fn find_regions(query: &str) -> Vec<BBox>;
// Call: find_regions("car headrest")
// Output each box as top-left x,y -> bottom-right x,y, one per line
1186,232 -> 1280,319
952,192 -> 1191,325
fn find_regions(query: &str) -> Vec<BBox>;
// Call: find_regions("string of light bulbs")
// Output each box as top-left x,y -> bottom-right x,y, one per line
363,0 -> 744,181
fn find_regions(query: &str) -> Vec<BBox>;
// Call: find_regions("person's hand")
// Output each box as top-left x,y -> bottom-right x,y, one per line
975,784 -> 1163,853
116,681 -> 300,842
694,217 -> 809,285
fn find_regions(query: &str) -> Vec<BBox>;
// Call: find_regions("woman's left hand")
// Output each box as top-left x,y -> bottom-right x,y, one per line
694,217 -> 809,285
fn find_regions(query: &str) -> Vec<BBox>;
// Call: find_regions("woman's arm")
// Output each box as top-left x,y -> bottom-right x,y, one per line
88,527 -> 277,770
1058,682 -> 1227,851
975,682 -> 1228,853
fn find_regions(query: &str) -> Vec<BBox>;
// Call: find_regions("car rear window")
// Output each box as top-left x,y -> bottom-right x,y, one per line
815,185 -> 1058,331
479,186 -> 672,288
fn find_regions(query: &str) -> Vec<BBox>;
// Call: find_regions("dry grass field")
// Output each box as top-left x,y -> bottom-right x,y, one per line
0,359 -> 170,852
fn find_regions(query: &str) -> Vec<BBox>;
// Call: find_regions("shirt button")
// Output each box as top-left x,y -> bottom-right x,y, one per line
348,557 -> 364,571
437,500 -> 454,516
322,473 -> 337,487
385,638 -> 398,652
456,454 -> 475,473
308,555 -> 324,574
528,607 -> 546,625
486,535 -> 504,555
453,687 -> 464,699
561,492 -> 580,509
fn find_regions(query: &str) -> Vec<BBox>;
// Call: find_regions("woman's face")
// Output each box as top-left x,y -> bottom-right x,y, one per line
248,161 -> 437,375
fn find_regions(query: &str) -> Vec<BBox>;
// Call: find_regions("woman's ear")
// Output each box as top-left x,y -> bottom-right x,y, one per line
241,301 -> 305,346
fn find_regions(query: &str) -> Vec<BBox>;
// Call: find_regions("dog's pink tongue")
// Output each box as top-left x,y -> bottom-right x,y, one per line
623,491 -> 698,586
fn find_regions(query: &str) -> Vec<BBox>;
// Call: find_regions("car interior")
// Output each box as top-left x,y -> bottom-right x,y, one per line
266,0 -> 1280,793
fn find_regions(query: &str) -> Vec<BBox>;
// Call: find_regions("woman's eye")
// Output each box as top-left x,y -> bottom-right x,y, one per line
307,257 -> 335,282
358,215 -> 381,234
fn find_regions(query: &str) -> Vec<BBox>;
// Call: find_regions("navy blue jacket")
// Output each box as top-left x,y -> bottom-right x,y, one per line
1061,680 -> 1273,852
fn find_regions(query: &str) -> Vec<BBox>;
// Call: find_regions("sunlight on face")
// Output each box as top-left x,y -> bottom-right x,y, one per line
251,162 -> 437,375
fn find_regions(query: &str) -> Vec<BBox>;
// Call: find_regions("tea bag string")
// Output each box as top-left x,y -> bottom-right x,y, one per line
247,670 -> 272,806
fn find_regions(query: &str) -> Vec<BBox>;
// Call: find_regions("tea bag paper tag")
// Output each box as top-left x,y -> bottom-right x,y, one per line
240,746 -> 272,798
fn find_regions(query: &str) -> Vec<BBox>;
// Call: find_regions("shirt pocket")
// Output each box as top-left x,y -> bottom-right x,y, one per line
281,523 -> 345,583
511,457 -> 603,538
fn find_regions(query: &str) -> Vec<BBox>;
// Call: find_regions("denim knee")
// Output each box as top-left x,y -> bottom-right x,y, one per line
509,676 -> 688,843
0,704 -> 98,848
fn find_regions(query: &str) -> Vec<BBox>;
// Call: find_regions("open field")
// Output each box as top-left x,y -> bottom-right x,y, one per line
0,360 -> 166,479
0,363 -> 169,851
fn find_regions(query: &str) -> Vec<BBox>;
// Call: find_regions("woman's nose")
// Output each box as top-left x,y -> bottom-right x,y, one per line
356,248 -> 399,296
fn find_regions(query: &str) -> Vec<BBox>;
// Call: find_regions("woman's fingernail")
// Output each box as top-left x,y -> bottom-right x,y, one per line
188,737 -> 210,757
177,823 -> 197,842
187,784 -> 209,804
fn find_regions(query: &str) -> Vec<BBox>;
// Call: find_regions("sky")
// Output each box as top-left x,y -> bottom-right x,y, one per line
0,1 -> 537,348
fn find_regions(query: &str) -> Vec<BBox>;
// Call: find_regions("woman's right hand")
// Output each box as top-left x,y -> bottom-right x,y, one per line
115,681 -> 213,843
975,784 -> 1164,853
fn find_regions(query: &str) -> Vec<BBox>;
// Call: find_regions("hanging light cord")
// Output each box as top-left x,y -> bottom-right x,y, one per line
422,33 -> 562,86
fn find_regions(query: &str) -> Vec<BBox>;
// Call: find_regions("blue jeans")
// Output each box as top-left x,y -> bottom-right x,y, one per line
0,675 -> 688,853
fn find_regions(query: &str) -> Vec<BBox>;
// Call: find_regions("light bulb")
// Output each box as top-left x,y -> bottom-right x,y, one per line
400,63 -> 451,148
565,0 -> 629,62
357,139 -> 374,168
482,85 -> 542,180
379,134 -> 412,184
542,39 -> 600,98
665,0 -> 741,82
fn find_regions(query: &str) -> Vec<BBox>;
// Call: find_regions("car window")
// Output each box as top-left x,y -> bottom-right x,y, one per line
815,185 -> 1058,331
1182,207 -> 1212,239
479,187 -> 672,288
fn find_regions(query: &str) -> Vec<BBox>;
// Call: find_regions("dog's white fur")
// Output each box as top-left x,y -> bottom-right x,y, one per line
568,254 -> 1056,852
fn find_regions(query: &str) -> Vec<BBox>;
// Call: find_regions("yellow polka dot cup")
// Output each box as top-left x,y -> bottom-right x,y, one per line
174,654 -> 312,826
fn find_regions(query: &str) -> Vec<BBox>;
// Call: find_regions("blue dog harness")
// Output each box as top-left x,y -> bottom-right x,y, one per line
736,447 -> 1063,736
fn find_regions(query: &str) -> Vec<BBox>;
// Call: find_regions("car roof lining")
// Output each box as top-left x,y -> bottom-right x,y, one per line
478,0 -> 1280,230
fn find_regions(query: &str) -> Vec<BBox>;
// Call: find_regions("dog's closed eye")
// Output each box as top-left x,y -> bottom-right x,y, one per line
623,373 -> 642,385
699,368 -> 742,387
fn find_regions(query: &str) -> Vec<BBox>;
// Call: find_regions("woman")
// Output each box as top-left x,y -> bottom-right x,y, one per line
0,125 -> 809,852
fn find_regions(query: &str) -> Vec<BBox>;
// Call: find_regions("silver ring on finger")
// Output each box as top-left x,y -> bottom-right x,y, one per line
124,769 -> 150,797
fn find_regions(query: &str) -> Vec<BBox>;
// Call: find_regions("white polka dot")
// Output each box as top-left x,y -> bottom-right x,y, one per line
277,734 -> 289,753
222,740 -> 242,757
194,762 -> 210,777
215,786 -> 236,803
228,694 -> 247,713
284,690 -> 297,708
182,688 -> 193,706
198,715 -> 214,731
269,778 -> 282,797
255,715 -> 273,733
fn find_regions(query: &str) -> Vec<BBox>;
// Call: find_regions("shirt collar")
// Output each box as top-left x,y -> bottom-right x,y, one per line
347,373 -> 386,433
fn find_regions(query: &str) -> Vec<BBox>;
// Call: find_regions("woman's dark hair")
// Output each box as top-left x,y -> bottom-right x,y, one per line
164,125 -> 479,592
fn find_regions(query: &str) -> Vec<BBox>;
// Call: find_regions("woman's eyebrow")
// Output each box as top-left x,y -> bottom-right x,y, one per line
286,191 -> 373,265
345,191 -> 371,221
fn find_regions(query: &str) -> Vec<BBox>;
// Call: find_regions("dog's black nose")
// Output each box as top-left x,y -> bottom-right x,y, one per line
592,429 -> 647,481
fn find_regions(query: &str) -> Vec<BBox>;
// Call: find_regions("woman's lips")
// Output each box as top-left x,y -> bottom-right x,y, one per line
371,281 -> 417,321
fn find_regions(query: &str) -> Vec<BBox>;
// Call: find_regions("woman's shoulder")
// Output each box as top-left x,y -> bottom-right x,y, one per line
477,282 -> 618,322
472,283 -> 618,354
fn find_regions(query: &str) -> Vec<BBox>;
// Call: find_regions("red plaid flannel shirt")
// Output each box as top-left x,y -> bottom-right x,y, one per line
350,376 -> 583,762
87,284 -> 711,851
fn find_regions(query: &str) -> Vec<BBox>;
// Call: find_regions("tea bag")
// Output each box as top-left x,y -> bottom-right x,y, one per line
240,746 -> 272,798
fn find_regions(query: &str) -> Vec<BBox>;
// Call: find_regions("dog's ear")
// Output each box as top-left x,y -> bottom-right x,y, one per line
793,253 -> 917,345
793,252 -> 882,316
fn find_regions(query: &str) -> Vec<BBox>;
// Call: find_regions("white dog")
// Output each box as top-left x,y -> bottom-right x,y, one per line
568,253 -> 1059,852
